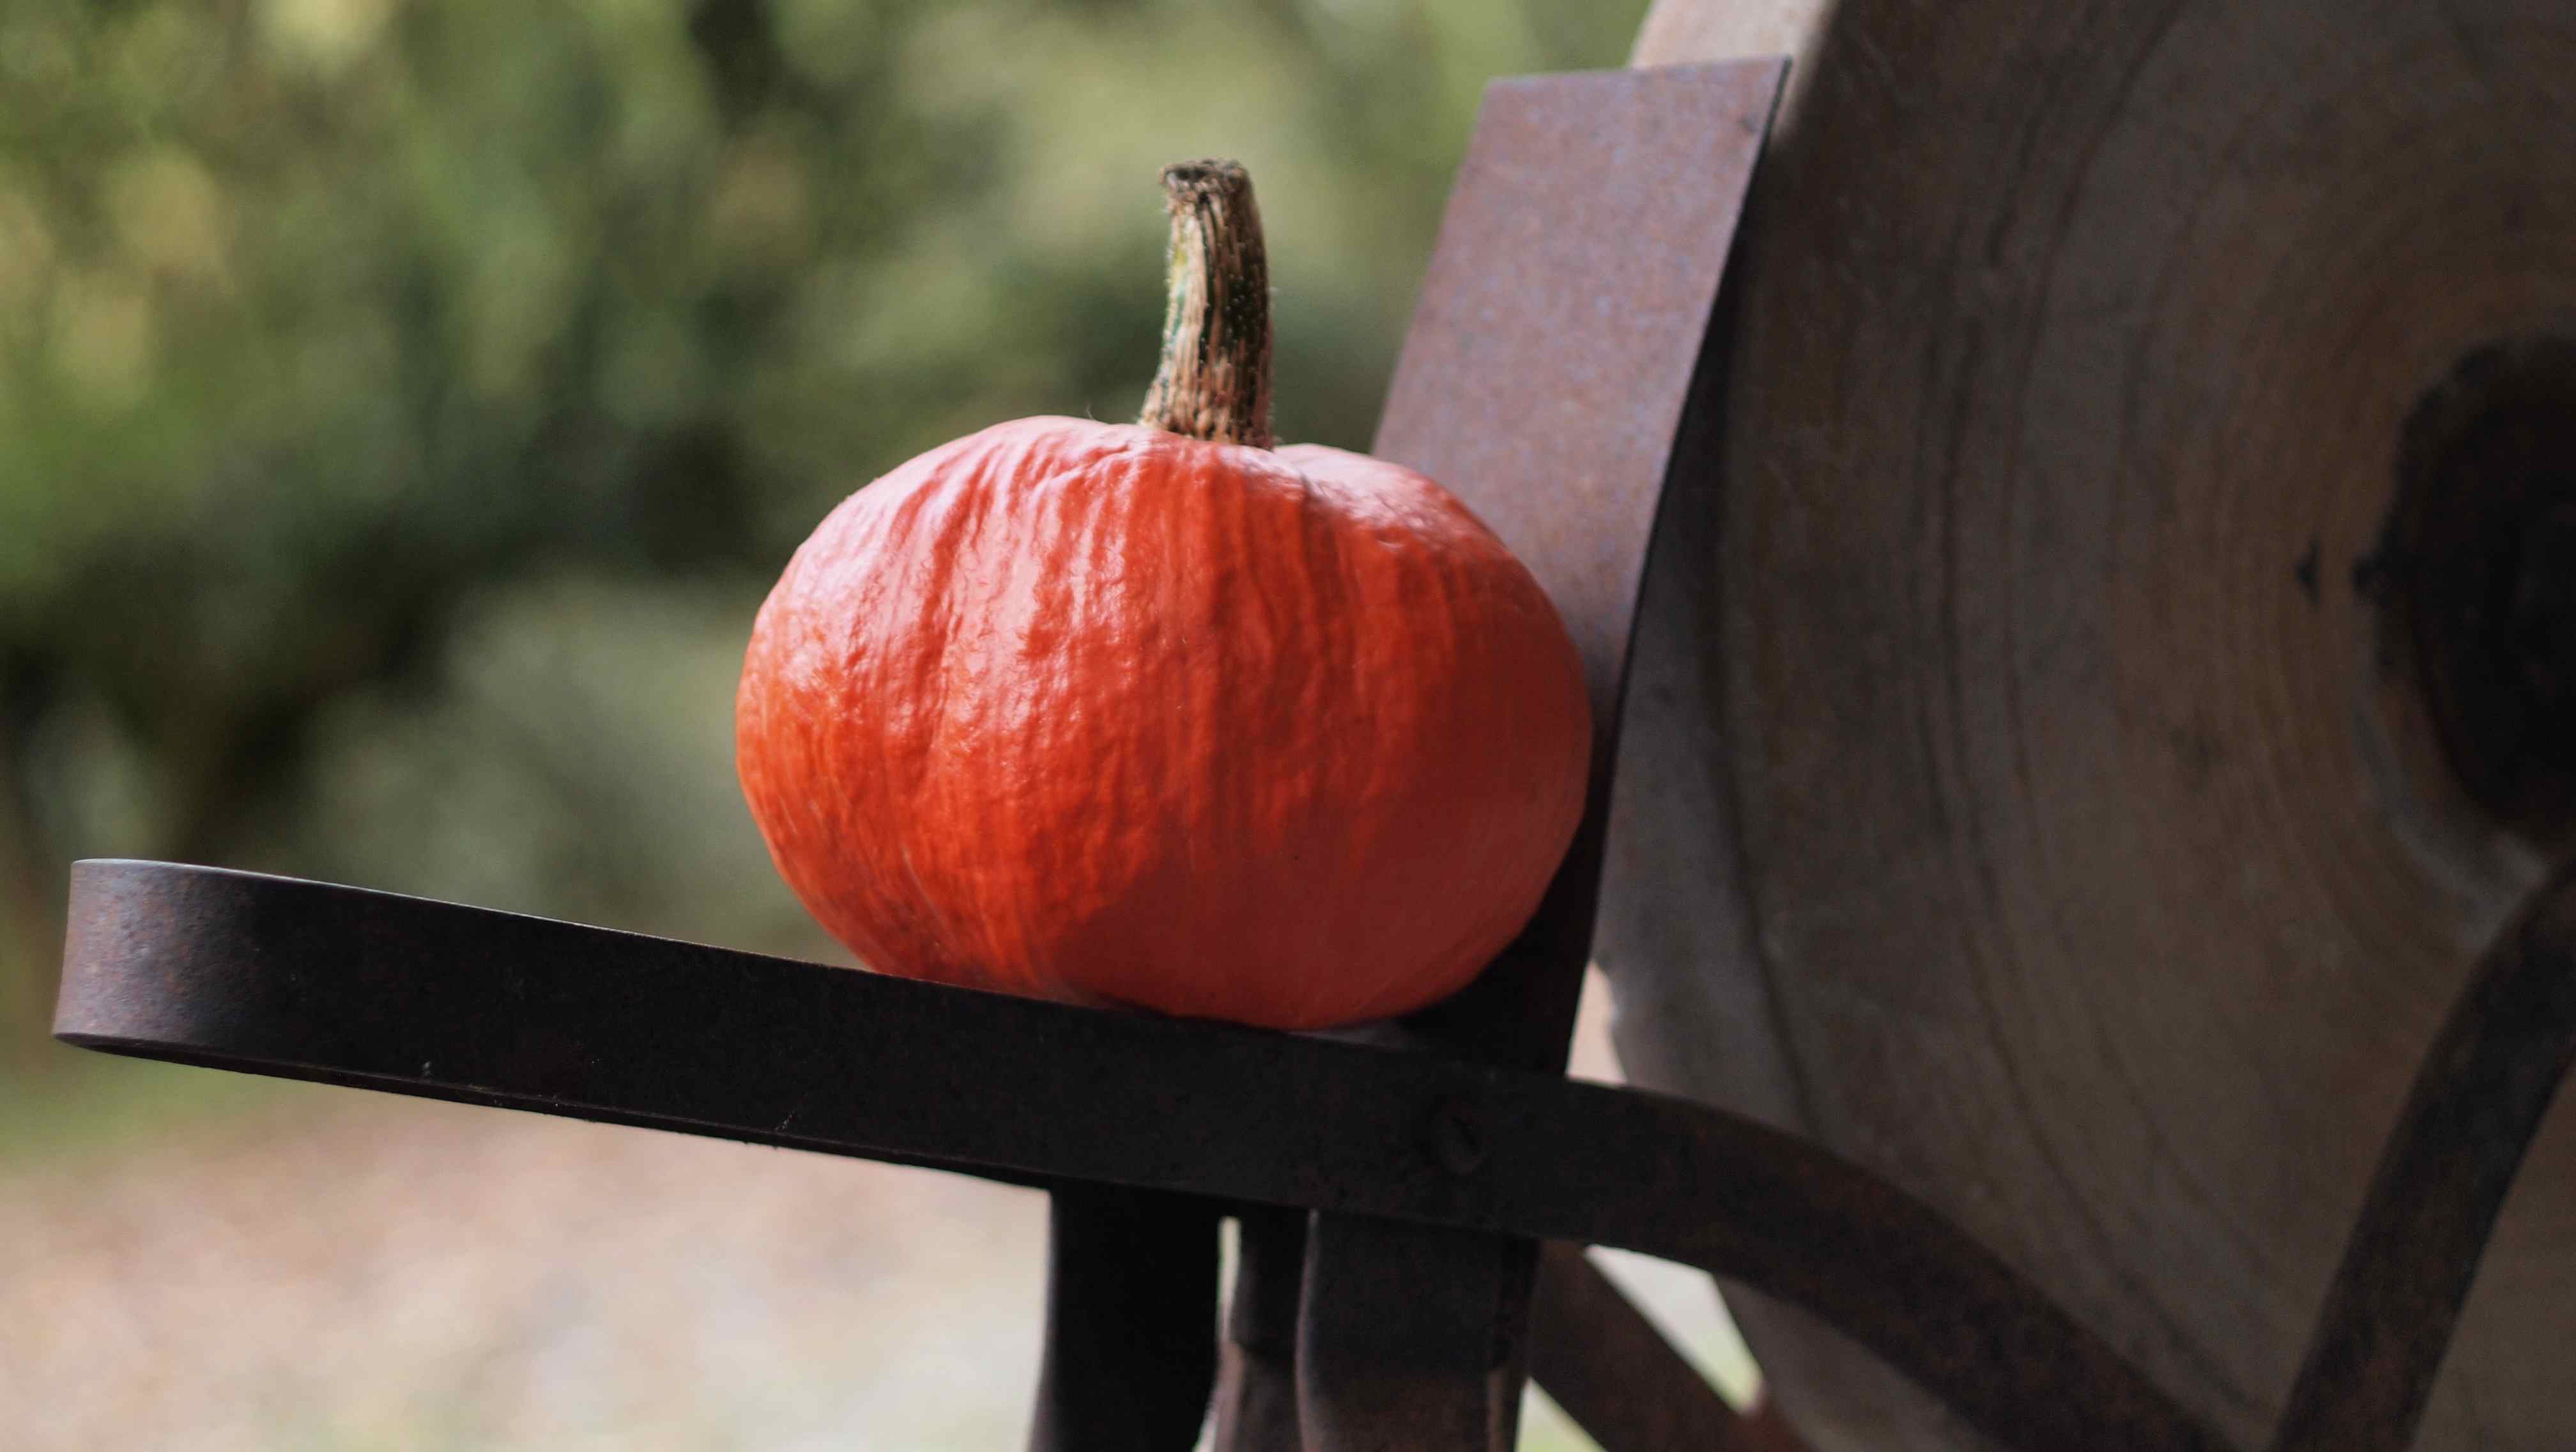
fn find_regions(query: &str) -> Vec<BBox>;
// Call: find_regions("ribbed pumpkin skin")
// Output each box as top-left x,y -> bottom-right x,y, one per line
736,415 -> 1590,1029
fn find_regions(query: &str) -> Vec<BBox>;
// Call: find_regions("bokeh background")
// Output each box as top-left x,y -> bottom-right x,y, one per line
0,0 -> 1756,1445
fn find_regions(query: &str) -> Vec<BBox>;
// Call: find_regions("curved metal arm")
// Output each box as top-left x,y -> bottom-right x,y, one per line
2268,860 -> 2576,1451
1529,1242 -> 1804,1452
63,853 -> 2576,1452
55,859 -> 2223,1451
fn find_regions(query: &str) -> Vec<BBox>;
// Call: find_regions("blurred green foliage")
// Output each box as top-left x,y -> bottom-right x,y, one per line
0,0 -> 1648,1071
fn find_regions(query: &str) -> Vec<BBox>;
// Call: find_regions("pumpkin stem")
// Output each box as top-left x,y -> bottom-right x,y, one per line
1140,159 -> 1274,449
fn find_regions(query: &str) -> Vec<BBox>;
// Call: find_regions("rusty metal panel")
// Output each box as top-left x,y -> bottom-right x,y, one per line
1375,60 -> 1784,752
1303,63 -> 1787,1450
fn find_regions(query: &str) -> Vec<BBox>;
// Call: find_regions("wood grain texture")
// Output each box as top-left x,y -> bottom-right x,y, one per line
1606,0 -> 2576,1446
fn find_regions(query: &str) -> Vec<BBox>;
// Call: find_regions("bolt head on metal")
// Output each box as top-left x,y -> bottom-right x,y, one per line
1427,1099 -> 1487,1176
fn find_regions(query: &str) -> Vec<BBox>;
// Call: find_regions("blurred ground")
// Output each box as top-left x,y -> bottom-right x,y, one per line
1,973 -> 1756,1450
4,1090 -> 1052,1451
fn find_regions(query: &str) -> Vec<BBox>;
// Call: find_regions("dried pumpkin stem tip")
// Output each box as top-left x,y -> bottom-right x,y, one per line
1140,158 -> 1275,449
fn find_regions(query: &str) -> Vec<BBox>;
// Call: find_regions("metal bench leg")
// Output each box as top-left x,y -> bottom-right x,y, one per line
1212,1205 -> 1306,1451
1028,1186 -> 1220,1451
1298,1215 -> 1530,1451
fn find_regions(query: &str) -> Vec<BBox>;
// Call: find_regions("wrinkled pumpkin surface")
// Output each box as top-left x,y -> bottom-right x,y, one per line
737,414 -> 1588,1028
739,160 -> 1589,1028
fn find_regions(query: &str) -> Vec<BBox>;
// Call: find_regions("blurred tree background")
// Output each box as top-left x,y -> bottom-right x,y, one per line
0,7 -> 1772,1446
0,0 -> 1650,1079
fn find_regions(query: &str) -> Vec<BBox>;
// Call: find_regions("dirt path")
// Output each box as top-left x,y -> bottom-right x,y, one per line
2,1089 -> 1054,1451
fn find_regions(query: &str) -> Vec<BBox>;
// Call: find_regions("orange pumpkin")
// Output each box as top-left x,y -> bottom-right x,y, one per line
735,161 -> 1589,1029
